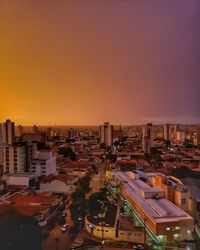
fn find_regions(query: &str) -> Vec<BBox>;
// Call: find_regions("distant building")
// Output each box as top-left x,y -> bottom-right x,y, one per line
176,131 -> 185,144
22,132 -> 46,143
32,125 -> 38,133
142,123 -> 153,154
15,125 -> 24,137
2,119 -> 15,145
68,128 -> 80,139
193,133 -> 200,146
164,124 -> 170,141
100,122 -> 113,146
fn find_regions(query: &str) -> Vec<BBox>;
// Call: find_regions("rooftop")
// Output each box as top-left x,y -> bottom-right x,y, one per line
112,170 -> 193,223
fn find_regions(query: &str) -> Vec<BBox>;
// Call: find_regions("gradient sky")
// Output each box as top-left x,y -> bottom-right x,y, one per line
1,0 -> 200,125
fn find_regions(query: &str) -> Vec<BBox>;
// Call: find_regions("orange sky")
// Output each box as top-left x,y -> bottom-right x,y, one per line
1,1 -> 199,125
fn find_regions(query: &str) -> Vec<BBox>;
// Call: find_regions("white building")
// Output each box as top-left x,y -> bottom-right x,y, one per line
5,173 -> 35,186
100,122 -> 113,146
3,144 -> 26,174
30,150 -> 56,177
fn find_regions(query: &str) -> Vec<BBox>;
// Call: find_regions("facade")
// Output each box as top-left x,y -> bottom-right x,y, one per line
142,123 -> 153,154
3,144 -> 26,174
176,131 -> 185,144
112,170 -> 194,243
2,119 -> 15,145
85,204 -> 145,244
100,122 -> 114,146
193,133 -> 200,146
30,150 -> 56,177
15,125 -> 24,137
163,124 -> 170,141
22,132 -> 46,143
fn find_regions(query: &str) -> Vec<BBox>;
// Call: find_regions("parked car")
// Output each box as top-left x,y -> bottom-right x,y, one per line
61,224 -> 68,232
61,211 -> 66,217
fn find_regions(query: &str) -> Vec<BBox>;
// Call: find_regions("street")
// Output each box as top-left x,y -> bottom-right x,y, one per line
42,204 -> 73,250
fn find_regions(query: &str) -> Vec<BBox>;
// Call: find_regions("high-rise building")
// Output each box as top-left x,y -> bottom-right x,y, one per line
164,124 -> 170,141
0,124 -> 3,145
3,144 -> 26,174
193,133 -> 200,146
142,123 -> 153,154
32,125 -> 38,133
15,125 -> 24,137
100,122 -> 114,146
2,119 -> 15,145
68,128 -> 80,139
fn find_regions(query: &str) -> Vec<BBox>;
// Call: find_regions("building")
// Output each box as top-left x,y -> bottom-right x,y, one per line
22,132 -> 46,144
3,144 -> 26,174
30,150 -> 56,177
32,125 -> 38,133
142,123 -> 153,154
193,133 -> 200,146
2,119 -> 15,145
5,173 -> 36,186
0,123 -> 3,145
39,174 -> 77,193
164,124 -> 170,141
85,203 -> 145,244
111,170 -> 194,243
68,128 -> 80,139
100,122 -> 114,146
15,125 -> 24,137
176,131 -> 185,144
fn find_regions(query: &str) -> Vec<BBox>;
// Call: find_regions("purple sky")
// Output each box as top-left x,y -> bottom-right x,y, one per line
1,0 -> 200,125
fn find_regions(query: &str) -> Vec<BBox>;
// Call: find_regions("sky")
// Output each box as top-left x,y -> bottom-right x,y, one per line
1,0 -> 200,125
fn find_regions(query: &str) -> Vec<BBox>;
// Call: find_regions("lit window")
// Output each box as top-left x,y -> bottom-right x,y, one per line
166,227 -> 171,231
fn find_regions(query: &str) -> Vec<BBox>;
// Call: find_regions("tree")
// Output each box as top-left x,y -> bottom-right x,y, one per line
0,208 -> 42,250
58,147 -> 76,160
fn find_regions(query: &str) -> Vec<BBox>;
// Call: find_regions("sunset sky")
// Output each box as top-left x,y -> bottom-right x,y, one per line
1,0 -> 200,125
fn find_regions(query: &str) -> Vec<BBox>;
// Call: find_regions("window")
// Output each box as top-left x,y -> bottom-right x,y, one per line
166,227 -> 171,231
182,199 -> 186,204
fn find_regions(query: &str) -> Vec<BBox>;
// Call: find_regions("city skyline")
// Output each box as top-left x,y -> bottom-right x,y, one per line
1,0 -> 200,125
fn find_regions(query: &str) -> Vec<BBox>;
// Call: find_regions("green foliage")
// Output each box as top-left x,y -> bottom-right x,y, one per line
0,208 -> 42,250
87,190 -> 108,214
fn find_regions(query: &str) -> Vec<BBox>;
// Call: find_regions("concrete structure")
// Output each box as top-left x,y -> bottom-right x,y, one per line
15,125 -> 24,137
3,144 -> 26,174
193,133 -> 200,146
142,123 -> 153,154
5,173 -> 35,186
164,124 -> 170,141
2,119 -> 15,145
100,122 -> 114,146
30,150 -> 56,177
68,128 -> 80,139
85,203 -> 145,244
176,131 -> 185,144
112,170 -> 194,243
39,174 -> 77,193
22,132 -> 46,143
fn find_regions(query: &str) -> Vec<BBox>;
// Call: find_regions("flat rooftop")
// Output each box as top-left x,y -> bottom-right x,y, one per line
87,203 -> 118,227
112,170 -> 193,223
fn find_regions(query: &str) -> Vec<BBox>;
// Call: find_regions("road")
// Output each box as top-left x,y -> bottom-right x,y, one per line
42,204 -> 73,250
